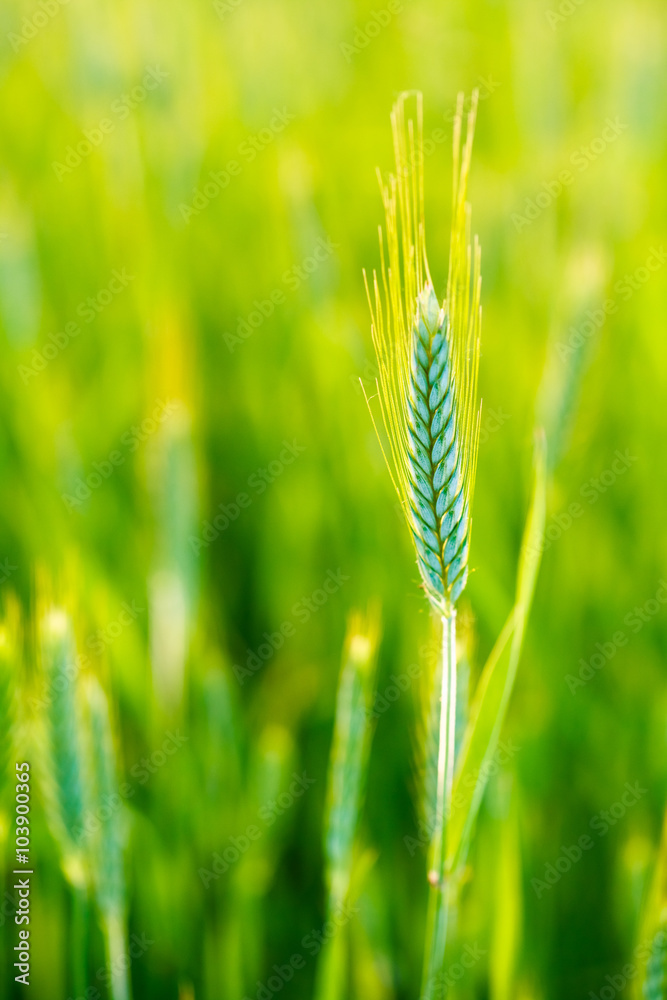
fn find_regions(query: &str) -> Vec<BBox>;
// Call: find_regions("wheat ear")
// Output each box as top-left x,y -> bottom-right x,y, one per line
364,91 -> 481,617
364,91 -> 481,992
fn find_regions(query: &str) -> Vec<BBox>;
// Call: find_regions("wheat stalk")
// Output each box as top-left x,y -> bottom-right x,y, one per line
363,90 -> 481,993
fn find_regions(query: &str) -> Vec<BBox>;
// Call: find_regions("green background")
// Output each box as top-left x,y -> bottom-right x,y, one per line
0,0 -> 666,996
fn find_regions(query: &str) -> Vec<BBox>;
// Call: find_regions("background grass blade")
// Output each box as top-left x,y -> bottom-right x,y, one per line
82,674 -> 130,1000
634,806 -> 667,999
36,606 -> 91,995
316,606 -> 381,1000
37,608 -> 89,887
0,599 -> 19,815
148,400 -> 199,713
490,774 -> 523,1000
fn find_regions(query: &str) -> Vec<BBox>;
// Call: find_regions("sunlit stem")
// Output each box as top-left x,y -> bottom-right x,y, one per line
103,910 -> 131,1000
421,610 -> 457,999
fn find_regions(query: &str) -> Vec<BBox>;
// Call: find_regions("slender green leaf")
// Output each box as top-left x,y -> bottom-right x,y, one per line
446,431 -> 546,875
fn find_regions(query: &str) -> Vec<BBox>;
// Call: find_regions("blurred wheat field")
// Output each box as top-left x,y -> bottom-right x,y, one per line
1,0 -> 667,997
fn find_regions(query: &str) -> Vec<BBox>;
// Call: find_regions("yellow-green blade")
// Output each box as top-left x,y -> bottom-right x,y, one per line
446,431 -> 546,875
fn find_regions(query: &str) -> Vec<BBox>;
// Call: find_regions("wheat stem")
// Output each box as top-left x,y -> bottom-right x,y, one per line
422,612 -> 457,998
71,883 -> 90,998
104,910 -> 130,1000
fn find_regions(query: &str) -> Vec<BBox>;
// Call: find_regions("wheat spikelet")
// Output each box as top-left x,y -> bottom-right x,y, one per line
364,91 -> 481,615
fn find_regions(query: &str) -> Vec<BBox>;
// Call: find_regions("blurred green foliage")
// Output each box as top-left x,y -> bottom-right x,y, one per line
0,0 -> 666,997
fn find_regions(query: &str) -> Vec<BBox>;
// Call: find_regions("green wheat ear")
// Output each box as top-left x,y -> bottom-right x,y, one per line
364,90 -> 482,615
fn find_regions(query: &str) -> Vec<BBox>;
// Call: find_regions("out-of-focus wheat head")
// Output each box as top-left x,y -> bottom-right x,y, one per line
147,400 -> 199,712
364,91 -> 482,615
37,606 -> 88,889
146,304 -> 201,714
81,674 -> 126,917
